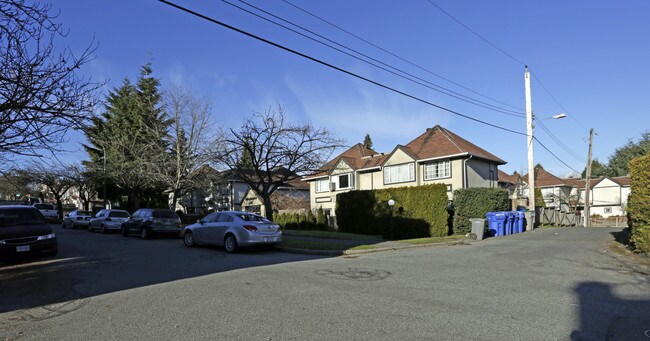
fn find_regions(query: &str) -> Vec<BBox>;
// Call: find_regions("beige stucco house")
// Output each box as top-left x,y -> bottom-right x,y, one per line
303,125 -> 506,218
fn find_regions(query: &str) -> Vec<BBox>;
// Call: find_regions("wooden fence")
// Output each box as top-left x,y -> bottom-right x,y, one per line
539,208 -> 578,226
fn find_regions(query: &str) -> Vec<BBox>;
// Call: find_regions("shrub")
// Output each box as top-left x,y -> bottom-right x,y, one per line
453,188 -> 510,235
628,152 -> 650,253
316,207 -> 326,225
336,184 -> 449,239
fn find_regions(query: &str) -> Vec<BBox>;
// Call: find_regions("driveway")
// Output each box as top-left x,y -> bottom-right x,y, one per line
1,225 -> 648,340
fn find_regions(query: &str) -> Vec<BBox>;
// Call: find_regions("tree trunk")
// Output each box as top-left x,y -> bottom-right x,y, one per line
262,194 -> 274,221
54,194 -> 65,222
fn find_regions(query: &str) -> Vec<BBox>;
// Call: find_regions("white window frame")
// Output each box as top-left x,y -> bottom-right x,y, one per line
315,178 -> 329,193
424,160 -> 451,180
384,163 -> 415,184
604,207 -> 612,214
336,173 -> 354,190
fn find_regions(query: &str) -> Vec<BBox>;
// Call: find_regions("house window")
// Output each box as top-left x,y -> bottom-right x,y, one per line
315,178 -> 329,193
424,160 -> 451,180
384,163 -> 415,184
604,207 -> 612,214
336,173 -> 354,190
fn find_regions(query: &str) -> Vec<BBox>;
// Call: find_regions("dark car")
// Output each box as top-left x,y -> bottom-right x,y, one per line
122,208 -> 182,239
0,205 -> 58,261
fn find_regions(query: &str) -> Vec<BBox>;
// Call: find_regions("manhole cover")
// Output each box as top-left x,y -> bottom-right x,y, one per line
315,268 -> 391,281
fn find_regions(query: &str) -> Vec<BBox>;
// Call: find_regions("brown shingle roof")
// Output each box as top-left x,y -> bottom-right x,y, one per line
611,176 -> 631,186
498,170 -> 520,185
404,125 -> 506,164
304,143 -> 378,179
522,167 -> 568,187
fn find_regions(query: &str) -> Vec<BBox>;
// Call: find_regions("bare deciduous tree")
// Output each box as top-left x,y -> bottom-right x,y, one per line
215,106 -> 344,220
65,163 -> 99,211
0,0 -> 101,164
20,162 -> 73,221
164,85 -> 218,211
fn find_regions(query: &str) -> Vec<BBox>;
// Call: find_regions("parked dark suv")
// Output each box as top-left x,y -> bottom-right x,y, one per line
0,205 -> 58,261
121,209 -> 182,239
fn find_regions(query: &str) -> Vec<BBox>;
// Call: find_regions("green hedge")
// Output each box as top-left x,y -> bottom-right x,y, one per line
453,187 -> 510,235
273,211 -> 327,231
628,152 -> 650,253
336,184 -> 449,239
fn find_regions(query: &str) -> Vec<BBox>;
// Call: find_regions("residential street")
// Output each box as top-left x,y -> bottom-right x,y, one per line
1,225 -> 648,340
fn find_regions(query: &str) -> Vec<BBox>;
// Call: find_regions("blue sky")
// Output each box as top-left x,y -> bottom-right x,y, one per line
49,0 -> 649,177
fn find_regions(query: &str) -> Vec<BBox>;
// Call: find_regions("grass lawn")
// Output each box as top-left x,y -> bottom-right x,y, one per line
282,230 -> 383,241
399,235 -> 466,245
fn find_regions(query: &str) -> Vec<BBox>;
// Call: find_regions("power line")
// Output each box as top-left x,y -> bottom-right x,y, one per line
530,72 -> 590,132
426,0 -> 527,66
534,136 -> 580,174
160,0 -> 584,174
223,0 -> 525,118
281,0 -> 523,112
536,120 -> 586,163
158,0 -> 526,136
425,0 -> 590,133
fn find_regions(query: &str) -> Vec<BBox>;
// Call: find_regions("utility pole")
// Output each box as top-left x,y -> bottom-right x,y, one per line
525,67 -> 535,222
583,128 -> 594,227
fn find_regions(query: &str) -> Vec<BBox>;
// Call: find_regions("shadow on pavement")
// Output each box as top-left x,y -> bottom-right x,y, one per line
0,225 -> 326,315
571,281 -> 650,340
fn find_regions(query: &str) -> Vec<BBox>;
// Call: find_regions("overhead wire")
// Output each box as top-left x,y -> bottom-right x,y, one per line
536,120 -> 586,163
425,0 -> 591,169
281,0 -> 523,112
158,0 -> 527,136
534,137 -> 581,174
530,73 -> 590,132
223,0 -> 525,118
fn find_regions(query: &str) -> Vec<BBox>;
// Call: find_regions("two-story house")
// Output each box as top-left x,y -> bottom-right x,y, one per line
303,125 -> 506,218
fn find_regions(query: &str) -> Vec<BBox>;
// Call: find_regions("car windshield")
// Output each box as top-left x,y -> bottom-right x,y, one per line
152,210 -> 178,219
237,213 -> 269,222
109,211 -> 130,218
77,211 -> 92,216
34,204 -> 54,210
0,208 -> 47,227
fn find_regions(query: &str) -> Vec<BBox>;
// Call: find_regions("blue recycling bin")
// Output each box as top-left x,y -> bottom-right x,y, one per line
516,211 -> 525,233
505,212 -> 516,235
485,212 -> 496,237
492,212 -> 507,237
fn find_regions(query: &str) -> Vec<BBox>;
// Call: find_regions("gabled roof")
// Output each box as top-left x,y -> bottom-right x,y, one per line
522,167 -> 569,187
611,176 -> 631,186
498,170 -> 521,185
404,125 -> 506,164
303,143 -> 380,179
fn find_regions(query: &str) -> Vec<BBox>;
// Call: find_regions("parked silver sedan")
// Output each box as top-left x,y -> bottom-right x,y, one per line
88,209 -> 131,234
61,210 -> 93,229
183,211 -> 282,253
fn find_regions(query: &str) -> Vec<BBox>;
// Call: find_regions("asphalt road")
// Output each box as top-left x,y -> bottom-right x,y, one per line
1,225 -> 648,340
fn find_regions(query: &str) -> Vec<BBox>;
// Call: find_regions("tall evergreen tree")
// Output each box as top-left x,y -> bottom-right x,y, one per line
83,63 -> 170,210
606,131 -> 649,176
363,134 -> 373,149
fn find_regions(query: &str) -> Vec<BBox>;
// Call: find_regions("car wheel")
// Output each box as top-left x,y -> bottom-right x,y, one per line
121,225 -> 128,237
224,234 -> 237,253
100,225 -> 107,234
183,231 -> 195,247
140,228 -> 149,240
88,225 -> 93,232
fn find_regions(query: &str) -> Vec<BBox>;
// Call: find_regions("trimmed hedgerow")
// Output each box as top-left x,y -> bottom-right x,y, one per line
336,184 -> 449,239
452,187 -> 510,235
628,152 -> 650,253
